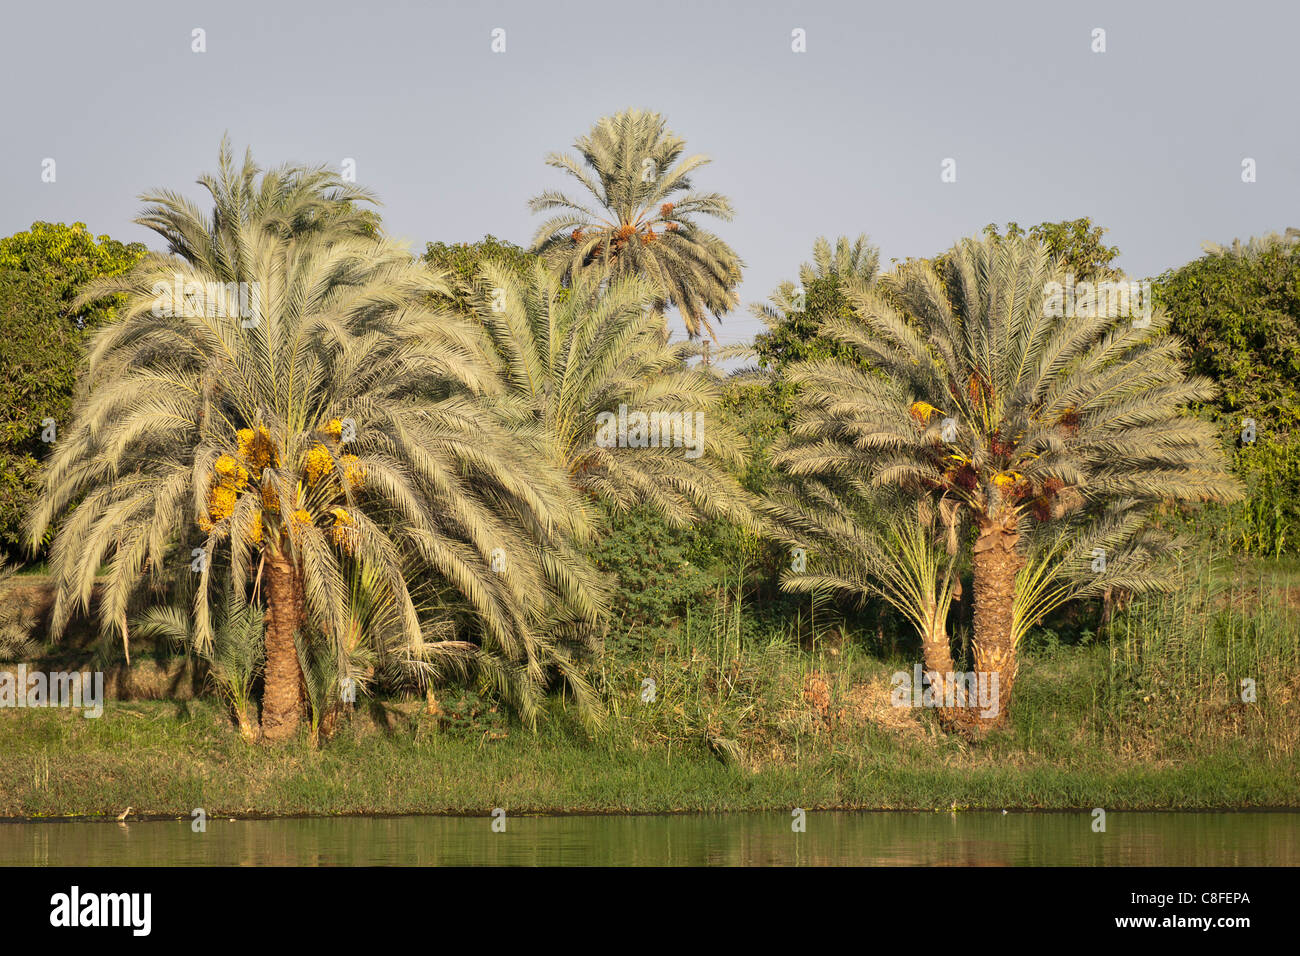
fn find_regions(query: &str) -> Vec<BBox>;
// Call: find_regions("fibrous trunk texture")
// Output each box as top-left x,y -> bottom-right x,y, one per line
970,527 -> 1024,731
261,550 -> 305,741
920,622 -> 964,733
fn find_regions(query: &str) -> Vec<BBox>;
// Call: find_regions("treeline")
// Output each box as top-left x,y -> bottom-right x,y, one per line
0,112 -> 1294,744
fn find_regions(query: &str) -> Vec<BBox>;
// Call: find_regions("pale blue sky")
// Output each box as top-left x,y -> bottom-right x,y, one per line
2,0 -> 1296,344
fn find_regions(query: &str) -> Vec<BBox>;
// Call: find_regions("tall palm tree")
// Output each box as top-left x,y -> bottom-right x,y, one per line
26,146 -> 605,740
472,258 -> 758,528
528,109 -> 742,341
776,234 -> 1242,728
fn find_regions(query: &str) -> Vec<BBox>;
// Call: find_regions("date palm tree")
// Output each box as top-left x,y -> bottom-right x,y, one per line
26,145 -> 606,740
776,234 -> 1242,728
139,133 -> 381,252
133,584 -> 264,742
528,109 -> 742,341
472,258 -> 758,528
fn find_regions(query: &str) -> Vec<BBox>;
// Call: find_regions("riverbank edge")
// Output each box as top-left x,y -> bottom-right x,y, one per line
6,682 -> 1297,821
6,806 -> 1300,824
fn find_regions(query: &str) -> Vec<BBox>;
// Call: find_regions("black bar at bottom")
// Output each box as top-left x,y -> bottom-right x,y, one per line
1,865 -> 1278,943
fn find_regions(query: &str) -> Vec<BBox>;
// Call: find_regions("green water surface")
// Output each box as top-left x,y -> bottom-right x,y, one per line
2,811 -> 1296,866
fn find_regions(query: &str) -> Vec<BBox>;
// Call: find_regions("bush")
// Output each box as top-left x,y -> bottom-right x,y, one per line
589,505 -> 717,634
1154,232 -> 1300,429
1220,430 -> 1300,557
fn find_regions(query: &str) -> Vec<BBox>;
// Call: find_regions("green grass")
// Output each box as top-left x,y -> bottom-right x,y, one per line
2,553 -> 1296,818
1,648 -> 1295,818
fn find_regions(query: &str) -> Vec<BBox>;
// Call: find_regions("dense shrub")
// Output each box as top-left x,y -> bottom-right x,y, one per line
1154,233 -> 1300,429
589,505 -> 718,631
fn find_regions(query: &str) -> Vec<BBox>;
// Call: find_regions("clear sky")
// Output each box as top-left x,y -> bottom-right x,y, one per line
2,0 -> 1296,345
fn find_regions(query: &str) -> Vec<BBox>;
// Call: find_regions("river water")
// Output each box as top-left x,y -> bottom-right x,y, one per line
2,811 -> 1296,866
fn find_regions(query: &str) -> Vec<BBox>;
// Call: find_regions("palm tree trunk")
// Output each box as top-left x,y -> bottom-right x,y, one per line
234,706 -> 258,744
319,700 -> 341,742
970,527 -> 1024,730
261,550 -> 304,741
920,624 -> 963,733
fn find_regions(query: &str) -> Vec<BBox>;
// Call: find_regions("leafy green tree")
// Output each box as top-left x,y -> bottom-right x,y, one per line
1154,230 -> 1300,555
718,376 -> 792,495
422,235 -> 538,313
1154,231 -> 1300,429
983,218 -> 1121,280
588,503 -> 714,631
752,235 -> 880,374
0,223 -> 146,558
27,143 -> 605,741
775,234 -> 1241,730
528,109 -> 743,341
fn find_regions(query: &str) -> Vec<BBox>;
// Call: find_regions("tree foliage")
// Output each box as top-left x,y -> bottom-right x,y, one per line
0,222 -> 146,558
470,258 -> 758,529
982,218 -> 1121,280
752,235 -> 880,374
1154,230 -> 1300,555
1153,230 -> 1300,429
422,235 -> 538,313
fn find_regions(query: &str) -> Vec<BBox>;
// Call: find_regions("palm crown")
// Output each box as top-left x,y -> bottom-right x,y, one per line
528,109 -> 742,341
473,259 -> 757,528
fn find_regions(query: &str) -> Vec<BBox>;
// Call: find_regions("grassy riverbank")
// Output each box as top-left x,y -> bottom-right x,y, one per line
1,696 -> 1294,818
3,650 -> 1297,817
3,553 -> 1297,818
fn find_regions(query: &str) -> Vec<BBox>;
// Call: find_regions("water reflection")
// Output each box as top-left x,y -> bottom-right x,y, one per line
2,812 -> 1296,866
